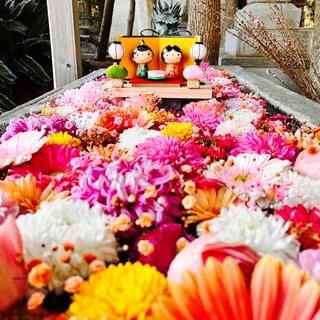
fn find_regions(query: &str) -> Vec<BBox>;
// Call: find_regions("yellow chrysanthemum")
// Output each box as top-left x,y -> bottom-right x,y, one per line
47,132 -> 81,147
69,262 -> 168,320
150,110 -> 176,123
161,122 -> 193,141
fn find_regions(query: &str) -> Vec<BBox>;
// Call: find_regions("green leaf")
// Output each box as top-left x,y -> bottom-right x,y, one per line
10,0 -> 33,19
13,54 -> 51,84
0,92 -> 16,111
0,19 -> 27,35
16,38 -> 50,52
0,60 -> 16,90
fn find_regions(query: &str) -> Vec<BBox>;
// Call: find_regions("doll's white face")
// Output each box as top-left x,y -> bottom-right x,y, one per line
133,50 -> 153,64
163,49 -> 182,64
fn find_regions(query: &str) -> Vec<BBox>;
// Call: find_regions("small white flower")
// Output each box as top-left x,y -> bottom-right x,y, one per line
280,171 -> 320,209
223,108 -> 259,122
52,106 -> 76,118
211,77 -> 233,86
215,118 -> 256,138
70,111 -> 100,130
118,126 -> 161,150
200,204 -> 300,261
17,199 -> 118,291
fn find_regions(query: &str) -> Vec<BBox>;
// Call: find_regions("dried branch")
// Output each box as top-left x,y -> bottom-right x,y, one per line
224,2 -> 320,102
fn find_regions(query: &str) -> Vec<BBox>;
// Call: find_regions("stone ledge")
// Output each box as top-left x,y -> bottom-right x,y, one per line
1,66 -> 319,134
0,69 -> 106,126
221,65 -> 320,127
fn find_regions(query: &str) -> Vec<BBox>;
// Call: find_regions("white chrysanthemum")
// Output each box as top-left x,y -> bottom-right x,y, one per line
70,111 -> 100,130
17,199 -> 118,291
280,171 -> 320,209
200,204 -> 300,261
215,118 -> 256,138
223,108 -> 259,122
118,126 -> 161,150
52,106 -> 76,118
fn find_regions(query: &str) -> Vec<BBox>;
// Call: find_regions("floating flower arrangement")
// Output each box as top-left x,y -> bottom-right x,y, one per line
0,63 -> 319,319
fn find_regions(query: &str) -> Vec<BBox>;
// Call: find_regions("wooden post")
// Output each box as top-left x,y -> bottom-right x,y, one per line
47,0 -> 83,88
96,0 -> 115,61
135,0 -> 155,33
127,0 -> 136,36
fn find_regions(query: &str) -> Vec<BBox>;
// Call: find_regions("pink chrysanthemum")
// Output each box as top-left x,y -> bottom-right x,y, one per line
0,190 -> 19,224
178,110 -> 221,136
231,131 -> 297,162
0,130 -> 49,169
134,136 -> 205,174
205,153 -> 290,208
72,157 -> 183,227
10,144 -> 80,190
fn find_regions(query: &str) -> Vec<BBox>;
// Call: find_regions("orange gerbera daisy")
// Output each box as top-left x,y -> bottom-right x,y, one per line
96,105 -> 153,134
152,256 -> 320,320
0,174 -> 70,213
182,186 -> 236,225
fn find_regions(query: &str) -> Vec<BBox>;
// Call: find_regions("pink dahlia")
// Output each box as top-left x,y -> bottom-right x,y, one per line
72,157 -> 183,226
0,130 -> 49,169
10,144 -> 80,190
231,131 -> 297,162
134,136 -> 205,175
178,110 -> 221,136
130,223 -> 185,274
0,190 -> 19,224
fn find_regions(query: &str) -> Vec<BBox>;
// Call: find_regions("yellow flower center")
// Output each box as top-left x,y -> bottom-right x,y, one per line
137,240 -> 155,256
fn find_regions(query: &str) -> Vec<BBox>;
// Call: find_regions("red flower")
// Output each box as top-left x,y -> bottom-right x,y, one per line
276,205 -> 320,249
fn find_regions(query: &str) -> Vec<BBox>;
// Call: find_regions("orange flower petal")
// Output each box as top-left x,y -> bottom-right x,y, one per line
251,256 -> 282,320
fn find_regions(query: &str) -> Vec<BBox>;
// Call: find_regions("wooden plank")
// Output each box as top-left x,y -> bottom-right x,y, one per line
109,86 -> 213,99
47,0 -> 83,88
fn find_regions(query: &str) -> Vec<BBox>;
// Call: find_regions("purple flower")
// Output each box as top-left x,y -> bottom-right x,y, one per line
71,157 -> 183,225
1,114 -> 77,141
231,131 -> 297,162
